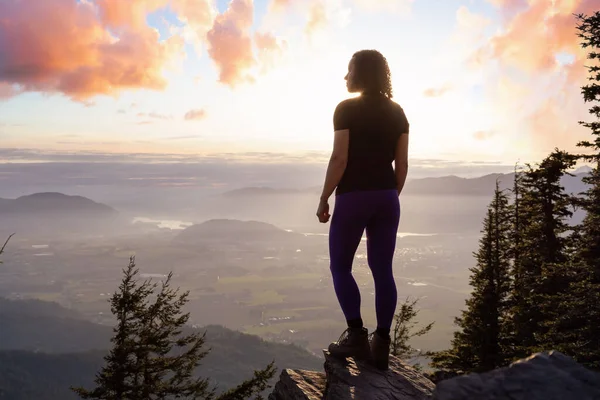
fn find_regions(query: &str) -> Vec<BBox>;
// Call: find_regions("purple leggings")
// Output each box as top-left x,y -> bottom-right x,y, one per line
329,189 -> 400,330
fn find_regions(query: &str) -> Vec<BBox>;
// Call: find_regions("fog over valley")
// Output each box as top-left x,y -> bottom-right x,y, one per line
0,159 -> 591,358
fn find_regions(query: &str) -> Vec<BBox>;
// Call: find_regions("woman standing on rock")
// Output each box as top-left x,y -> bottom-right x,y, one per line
316,49 -> 410,370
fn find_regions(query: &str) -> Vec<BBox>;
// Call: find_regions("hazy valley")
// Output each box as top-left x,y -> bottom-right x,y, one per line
0,168 -> 590,359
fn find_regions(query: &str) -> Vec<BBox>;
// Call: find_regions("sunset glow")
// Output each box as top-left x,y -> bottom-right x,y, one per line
0,0 -> 597,164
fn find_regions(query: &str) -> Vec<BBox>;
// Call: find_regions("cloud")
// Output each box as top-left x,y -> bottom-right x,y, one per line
0,0 -> 292,98
265,0 -> 350,39
254,32 -> 288,73
351,0 -> 413,14
476,0 -> 598,78
137,112 -> 173,120
473,130 -> 496,141
0,0 -> 184,101
184,109 -> 207,121
268,0 -> 293,12
459,0 -> 598,156
164,135 -> 201,140
0,83 -> 20,100
206,0 -> 256,87
423,84 -> 453,98
171,0 -> 215,29
305,2 -> 328,37
169,0 -> 216,51
96,0 -> 167,27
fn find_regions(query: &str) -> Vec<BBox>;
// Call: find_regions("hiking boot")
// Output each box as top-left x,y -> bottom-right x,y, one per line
328,327 -> 370,361
370,332 -> 391,370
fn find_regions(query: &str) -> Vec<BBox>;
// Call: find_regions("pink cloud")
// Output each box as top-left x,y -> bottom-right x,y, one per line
184,109 -> 207,121
0,83 -> 20,100
465,0 -> 597,154
96,0 -> 167,27
305,2 -> 328,37
254,32 -> 288,72
473,130 -> 496,141
138,112 -> 172,120
269,0 -> 293,12
206,0 -> 256,87
423,84 -> 453,98
0,0 -> 184,101
478,0 -> 597,80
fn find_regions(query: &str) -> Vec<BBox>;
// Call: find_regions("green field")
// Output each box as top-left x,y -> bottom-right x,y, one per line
215,273 -> 322,293
245,289 -> 286,306
243,318 -> 340,335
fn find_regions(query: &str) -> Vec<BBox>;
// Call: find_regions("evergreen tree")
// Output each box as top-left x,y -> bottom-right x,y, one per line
431,181 -> 512,373
504,165 -> 523,360
73,258 -> 154,399
214,365 -> 277,400
572,10 -> 600,370
574,11 -> 600,287
390,297 -> 434,368
72,257 -> 276,399
544,11 -> 600,370
508,151 -> 577,359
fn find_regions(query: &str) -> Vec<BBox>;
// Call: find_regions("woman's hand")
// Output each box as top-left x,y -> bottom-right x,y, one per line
316,199 -> 330,223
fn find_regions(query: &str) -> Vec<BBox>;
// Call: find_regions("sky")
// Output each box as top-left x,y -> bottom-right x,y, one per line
0,0 -> 598,165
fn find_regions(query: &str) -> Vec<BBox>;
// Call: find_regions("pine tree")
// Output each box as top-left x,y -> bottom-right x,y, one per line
544,11 -> 600,370
571,10 -> 600,370
504,165 -> 523,360
430,181 -> 512,373
390,297 -> 434,368
214,364 -> 277,400
72,257 -> 277,399
73,258 -> 156,399
132,272 -> 215,399
575,11 -> 600,289
508,151 -> 577,359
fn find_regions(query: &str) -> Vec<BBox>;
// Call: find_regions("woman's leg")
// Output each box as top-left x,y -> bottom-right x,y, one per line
328,192 -> 372,359
365,190 -> 400,337
329,193 -> 369,325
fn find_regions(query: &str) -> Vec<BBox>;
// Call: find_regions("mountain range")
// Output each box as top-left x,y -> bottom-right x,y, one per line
174,219 -> 303,244
219,170 -> 590,198
0,297 -> 322,399
0,193 -> 118,216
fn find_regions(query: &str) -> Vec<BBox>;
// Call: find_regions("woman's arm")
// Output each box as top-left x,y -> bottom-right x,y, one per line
319,129 -> 349,201
395,133 -> 409,195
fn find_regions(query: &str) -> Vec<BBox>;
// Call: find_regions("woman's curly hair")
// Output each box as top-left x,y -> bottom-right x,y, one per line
351,50 -> 393,99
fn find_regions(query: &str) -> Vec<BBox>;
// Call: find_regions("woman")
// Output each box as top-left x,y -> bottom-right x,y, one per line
316,49 -> 409,371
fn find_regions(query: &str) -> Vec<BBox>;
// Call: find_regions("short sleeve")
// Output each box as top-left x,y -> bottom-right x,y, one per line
397,106 -> 409,134
333,101 -> 351,131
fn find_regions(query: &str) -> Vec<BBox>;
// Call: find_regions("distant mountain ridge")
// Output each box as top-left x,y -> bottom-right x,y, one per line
220,187 -> 307,197
0,192 -> 121,238
0,297 -> 322,399
174,219 -> 303,244
0,192 -> 117,216
219,171 -> 590,197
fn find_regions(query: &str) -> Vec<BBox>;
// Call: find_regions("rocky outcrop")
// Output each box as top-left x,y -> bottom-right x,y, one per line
268,350 -> 435,400
269,350 -> 600,400
268,369 -> 325,400
433,351 -> 600,400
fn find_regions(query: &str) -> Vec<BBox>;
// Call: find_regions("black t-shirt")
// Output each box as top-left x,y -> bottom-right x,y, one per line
333,92 -> 409,195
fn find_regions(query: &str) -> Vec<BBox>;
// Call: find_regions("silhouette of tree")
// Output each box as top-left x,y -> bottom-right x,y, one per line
390,297 -> 434,370
72,257 -> 276,399
431,181 -> 512,373
574,10 -> 600,299
545,11 -> 600,370
508,151 -> 577,359
0,234 -> 14,264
